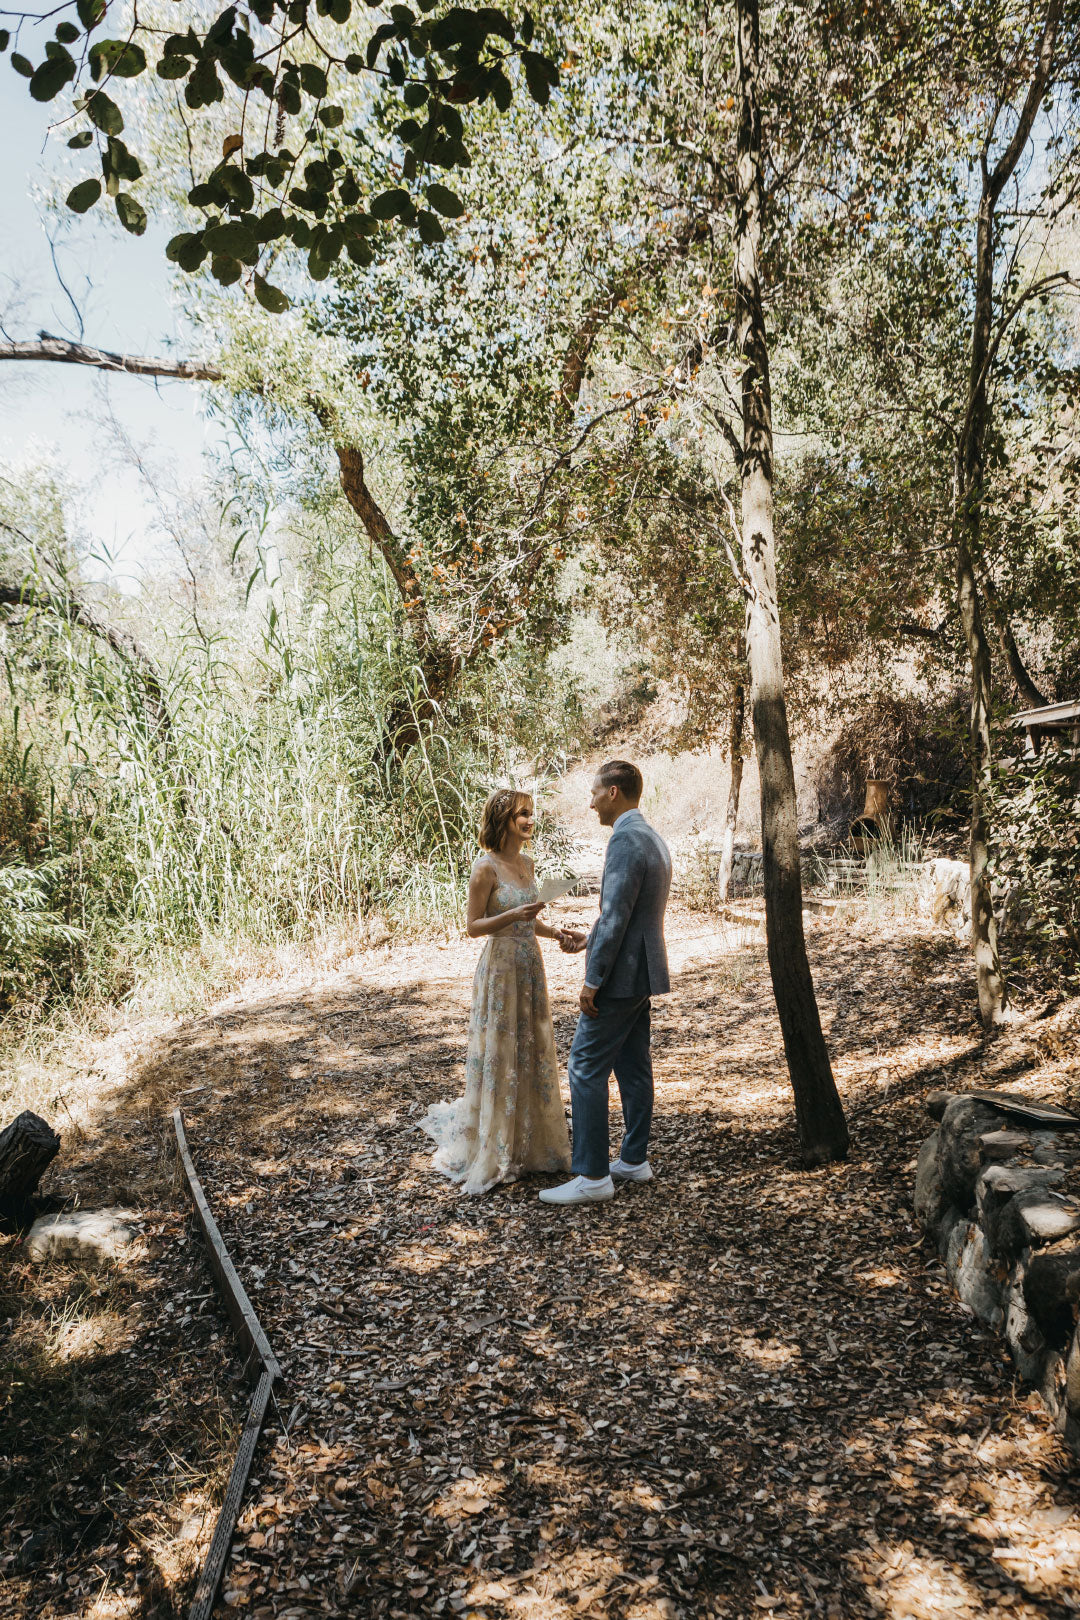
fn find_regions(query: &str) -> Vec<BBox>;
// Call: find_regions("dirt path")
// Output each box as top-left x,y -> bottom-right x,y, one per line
6,906 -> 1080,1618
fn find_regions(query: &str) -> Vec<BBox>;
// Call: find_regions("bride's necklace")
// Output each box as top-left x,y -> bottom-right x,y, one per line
496,849 -> 530,885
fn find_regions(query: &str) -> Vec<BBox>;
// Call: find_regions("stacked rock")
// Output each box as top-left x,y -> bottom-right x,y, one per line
915,1090 -> 1080,1454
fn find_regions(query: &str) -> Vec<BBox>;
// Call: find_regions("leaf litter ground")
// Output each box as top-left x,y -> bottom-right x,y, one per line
3,903 -> 1079,1619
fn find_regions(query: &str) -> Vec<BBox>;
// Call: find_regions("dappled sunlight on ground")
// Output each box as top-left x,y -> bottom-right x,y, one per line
4,905 -> 1080,1616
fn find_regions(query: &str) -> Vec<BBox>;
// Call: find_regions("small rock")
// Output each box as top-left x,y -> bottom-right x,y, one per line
26,1207 -> 139,1266
925,1090 -> 960,1123
978,1129 -> 1031,1161
1018,1194 -> 1080,1247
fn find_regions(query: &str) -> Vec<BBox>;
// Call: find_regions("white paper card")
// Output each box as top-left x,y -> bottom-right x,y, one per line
536,877 -> 579,904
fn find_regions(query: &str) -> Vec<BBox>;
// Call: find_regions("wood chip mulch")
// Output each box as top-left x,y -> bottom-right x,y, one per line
4,905 -> 1079,1618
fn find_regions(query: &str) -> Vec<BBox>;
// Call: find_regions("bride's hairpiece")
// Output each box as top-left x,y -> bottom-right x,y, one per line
479,787 -> 533,852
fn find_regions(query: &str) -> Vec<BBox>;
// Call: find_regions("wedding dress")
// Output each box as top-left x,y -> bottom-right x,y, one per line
420,877 -> 572,1195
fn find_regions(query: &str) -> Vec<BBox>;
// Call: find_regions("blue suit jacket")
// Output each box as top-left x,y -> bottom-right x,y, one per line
585,809 -> 672,998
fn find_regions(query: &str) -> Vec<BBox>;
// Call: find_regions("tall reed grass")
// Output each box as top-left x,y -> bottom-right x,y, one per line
0,498 -> 575,1057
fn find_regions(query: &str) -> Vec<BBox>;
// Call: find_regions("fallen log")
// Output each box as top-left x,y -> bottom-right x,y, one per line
0,1111 -> 60,1206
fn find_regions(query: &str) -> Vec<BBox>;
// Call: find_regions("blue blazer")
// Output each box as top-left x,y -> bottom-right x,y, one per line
585,809 -> 672,998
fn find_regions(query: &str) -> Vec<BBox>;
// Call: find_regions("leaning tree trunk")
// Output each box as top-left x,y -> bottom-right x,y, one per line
733,0 -> 848,1163
717,656 -> 745,902
953,2 -> 1058,1028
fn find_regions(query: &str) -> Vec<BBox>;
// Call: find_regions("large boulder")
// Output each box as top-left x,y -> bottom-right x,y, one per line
914,1130 -> 947,1230
1066,1329 -> 1080,1423
1004,1277 -> 1048,1383
26,1208 -> 139,1266
938,1096 -> 1004,1211
953,1223 -> 1003,1327
1023,1251 -> 1080,1349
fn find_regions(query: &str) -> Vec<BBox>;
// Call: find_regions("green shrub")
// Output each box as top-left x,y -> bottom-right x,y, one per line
992,755 -> 1080,990
0,858 -> 85,1009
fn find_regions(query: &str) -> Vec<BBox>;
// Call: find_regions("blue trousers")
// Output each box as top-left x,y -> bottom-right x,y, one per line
568,994 -> 653,1179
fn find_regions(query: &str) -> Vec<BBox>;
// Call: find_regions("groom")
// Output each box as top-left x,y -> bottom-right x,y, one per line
540,759 -> 672,1206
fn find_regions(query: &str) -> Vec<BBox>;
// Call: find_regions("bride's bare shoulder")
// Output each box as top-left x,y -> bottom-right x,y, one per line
469,853 -> 498,885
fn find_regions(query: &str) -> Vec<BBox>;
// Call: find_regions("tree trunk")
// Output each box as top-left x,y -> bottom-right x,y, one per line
0,1110 -> 60,1207
717,658 -> 745,902
956,184 -> 1006,1028
955,525 -> 1007,1026
733,0 -> 848,1164
953,3 -> 1058,1027
978,568 -> 1049,710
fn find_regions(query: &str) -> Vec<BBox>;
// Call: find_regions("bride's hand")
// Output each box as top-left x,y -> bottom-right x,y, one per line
508,901 -> 545,923
559,927 -> 588,953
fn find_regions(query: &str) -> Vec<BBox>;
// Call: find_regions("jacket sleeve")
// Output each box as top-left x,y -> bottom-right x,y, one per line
585,835 -> 646,989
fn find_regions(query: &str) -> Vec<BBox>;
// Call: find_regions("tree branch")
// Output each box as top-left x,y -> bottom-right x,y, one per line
987,1 -> 1061,203
0,333 -> 454,699
976,567 -> 1049,709
0,335 -> 222,381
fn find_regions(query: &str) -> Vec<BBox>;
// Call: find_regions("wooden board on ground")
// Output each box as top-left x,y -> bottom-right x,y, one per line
970,1090 -> 1080,1129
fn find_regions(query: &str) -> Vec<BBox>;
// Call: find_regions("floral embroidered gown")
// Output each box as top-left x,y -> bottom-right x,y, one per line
421,877 -> 571,1195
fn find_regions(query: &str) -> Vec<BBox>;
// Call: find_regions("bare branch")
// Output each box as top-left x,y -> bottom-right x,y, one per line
0,336 -> 222,381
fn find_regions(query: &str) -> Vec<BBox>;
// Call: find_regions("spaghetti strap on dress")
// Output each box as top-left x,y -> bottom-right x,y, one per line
420,878 -> 571,1195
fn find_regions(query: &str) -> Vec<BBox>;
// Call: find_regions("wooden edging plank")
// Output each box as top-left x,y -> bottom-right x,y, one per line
173,1107 -> 282,1620
187,1370 -> 273,1620
173,1107 -> 282,1383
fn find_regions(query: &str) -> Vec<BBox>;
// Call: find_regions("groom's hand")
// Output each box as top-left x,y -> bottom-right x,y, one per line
579,984 -> 599,1018
559,928 -> 588,954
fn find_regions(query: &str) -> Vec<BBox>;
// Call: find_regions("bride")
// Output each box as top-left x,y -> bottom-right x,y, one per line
420,788 -> 572,1195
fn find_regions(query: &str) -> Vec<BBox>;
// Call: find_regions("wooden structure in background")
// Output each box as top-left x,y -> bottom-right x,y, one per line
1012,699 -> 1080,759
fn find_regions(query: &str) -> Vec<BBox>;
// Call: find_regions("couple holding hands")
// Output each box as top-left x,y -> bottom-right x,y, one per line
420,760 -> 672,1206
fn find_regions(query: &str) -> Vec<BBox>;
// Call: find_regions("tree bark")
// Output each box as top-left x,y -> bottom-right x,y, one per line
717,653 -> 745,902
734,0 -> 848,1164
335,443 -> 460,755
0,1110 -> 60,1207
954,1 -> 1059,1028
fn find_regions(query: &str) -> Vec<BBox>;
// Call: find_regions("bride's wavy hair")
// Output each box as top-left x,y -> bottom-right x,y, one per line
479,788 -> 533,853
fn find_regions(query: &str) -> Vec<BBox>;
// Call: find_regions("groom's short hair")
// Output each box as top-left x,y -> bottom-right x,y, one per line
597,759 -> 643,801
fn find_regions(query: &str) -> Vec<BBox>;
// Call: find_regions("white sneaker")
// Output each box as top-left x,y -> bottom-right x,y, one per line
610,1158 -> 653,1183
538,1175 -> 615,1205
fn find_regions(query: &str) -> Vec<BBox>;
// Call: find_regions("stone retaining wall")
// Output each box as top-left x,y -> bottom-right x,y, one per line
914,1091 -> 1080,1454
